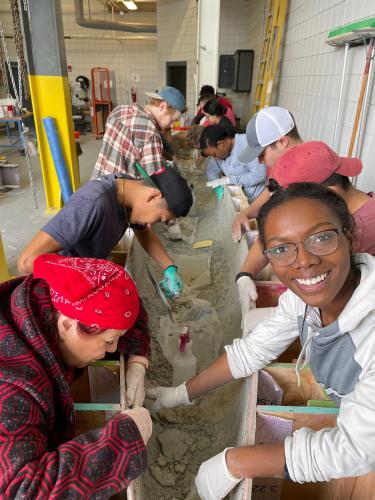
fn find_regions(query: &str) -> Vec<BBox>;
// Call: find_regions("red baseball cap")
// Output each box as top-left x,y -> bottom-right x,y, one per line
34,254 -> 139,330
269,141 -> 362,187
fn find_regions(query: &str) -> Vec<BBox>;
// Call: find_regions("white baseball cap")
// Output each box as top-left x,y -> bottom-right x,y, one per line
239,106 -> 295,163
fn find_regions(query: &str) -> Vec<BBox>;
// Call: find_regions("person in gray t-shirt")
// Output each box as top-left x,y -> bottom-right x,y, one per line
18,169 -> 192,299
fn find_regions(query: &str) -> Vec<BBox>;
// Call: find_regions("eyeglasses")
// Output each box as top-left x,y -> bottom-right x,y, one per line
263,228 -> 347,267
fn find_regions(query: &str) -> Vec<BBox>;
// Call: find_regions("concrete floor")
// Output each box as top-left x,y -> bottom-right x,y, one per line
0,133 -> 102,275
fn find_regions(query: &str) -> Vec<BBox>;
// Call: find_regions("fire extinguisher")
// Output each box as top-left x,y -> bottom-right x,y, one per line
131,86 -> 137,103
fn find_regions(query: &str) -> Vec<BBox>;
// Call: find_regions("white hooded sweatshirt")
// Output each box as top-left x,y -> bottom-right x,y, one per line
225,253 -> 375,483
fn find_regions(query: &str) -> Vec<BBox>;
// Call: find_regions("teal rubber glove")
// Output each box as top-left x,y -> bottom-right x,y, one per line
213,185 -> 224,201
160,265 -> 183,299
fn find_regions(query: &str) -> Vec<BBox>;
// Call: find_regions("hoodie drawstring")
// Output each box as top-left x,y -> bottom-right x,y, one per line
295,305 -> 320,386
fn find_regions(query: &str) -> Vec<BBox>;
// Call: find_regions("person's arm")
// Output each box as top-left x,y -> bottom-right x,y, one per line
236,239 -> 269,325
186,352 -> 233,399
140,134 -> 166,175
147,352 -> 234,411
232,188 -> 272,242
18,231 -> 62,274
228,162 -> 267,188
240,238 -> 268,275
227,443 -> 285,479
134,227 -> 183,299
195,442 -> 285,499
0,384 -> 148,497
206,157 -> 223,182
147,291 -> 300,411
134,227 -> 173,270
117,300 -> 150,408
118,298 -> 151,360
19,197 -> 104,274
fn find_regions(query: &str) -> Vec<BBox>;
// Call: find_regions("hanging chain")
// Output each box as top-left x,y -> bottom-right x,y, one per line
23,0 -> 31,31
0,26 -> 10,95
0,3 -> 38,208
22,122 -> 39,209
10,0 -> 29,102
0,21 -> 21,107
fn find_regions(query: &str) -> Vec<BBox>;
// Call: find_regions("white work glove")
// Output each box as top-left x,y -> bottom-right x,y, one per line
237,275 -> 258,330
122,407 -> 152,445
206,177 -> 230,188
126,362 -> 146,408
146,382 -> 192,412
232,212 -> 251,242
195,448 -> 243,500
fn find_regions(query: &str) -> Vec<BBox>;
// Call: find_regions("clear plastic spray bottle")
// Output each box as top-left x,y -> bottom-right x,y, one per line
172,326 -> 197,386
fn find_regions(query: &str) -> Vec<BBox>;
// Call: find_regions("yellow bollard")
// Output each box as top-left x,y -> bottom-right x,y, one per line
0,235 -> 10,282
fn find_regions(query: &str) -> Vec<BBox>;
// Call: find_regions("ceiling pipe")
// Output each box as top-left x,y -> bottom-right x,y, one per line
65,33 -> 156,40
74,0 -> 156,33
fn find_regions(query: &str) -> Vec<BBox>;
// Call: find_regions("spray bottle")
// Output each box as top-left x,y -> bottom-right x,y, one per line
172,326 -> 197,386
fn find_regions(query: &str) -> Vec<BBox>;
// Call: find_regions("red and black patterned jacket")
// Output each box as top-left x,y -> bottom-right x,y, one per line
0,276 -> 148,499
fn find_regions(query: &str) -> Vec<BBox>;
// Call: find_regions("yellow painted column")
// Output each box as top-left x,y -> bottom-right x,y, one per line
20,0 -> 80,213
29,75 -> 80,213
0,235 -> 10,282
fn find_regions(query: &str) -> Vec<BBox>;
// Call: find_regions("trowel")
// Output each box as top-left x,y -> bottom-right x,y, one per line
144,263 -> 175,323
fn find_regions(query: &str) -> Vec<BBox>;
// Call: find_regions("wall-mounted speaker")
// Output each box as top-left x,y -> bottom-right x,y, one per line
218,54 -> 235,89
233,49 -> 254,92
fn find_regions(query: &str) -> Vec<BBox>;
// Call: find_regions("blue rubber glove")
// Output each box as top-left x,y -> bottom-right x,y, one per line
160,265 -> 183,299
213,185 -> 224,201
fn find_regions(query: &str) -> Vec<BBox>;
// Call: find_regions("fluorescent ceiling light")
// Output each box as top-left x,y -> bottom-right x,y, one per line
123,1 -> 138,10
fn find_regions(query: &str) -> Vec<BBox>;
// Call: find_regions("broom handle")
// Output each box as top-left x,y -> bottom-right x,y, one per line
348,38 -> 375,157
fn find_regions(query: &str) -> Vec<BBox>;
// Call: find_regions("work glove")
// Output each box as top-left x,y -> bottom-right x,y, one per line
160,265 -> 183,299
146,382 -> 192,412
122,407 -> 152,445
232,212 -> 251,242
213,185 -> 224,201
126,362 -> 146,408
206,177 -> 230,189
195,448 -> 243,500
236,275 -> 258,330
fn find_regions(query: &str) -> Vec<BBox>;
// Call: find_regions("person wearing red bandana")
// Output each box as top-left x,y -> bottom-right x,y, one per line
0,254 -> 152,499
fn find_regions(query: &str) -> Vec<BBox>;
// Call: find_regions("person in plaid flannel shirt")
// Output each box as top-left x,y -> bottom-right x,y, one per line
91,86 -> 189,299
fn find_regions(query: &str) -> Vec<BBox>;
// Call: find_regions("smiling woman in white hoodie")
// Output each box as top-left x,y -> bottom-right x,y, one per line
148,182 -> 375,499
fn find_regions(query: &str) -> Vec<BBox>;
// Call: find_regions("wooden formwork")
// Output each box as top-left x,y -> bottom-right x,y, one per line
230,362 -> 375,500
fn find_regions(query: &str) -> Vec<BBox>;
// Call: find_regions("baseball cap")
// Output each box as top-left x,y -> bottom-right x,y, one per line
239,106 -> 295,163
150,168 -> 193,217
269,141 -> 362,187
145,86 -> 186,113
147,168 -> 193,217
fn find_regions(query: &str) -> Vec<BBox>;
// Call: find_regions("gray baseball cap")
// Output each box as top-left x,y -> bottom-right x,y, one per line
145,86 -> 185,112
239,106 -> 295,163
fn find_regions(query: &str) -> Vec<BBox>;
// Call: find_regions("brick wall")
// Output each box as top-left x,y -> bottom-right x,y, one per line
156,0 -> 198,116
277,0 -> 375,191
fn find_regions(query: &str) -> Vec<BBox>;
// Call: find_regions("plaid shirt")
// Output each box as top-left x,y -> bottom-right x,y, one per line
91,104 -> 166,179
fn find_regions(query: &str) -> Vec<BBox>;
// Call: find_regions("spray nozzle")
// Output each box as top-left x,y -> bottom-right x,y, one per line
179,326 -> 190,352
